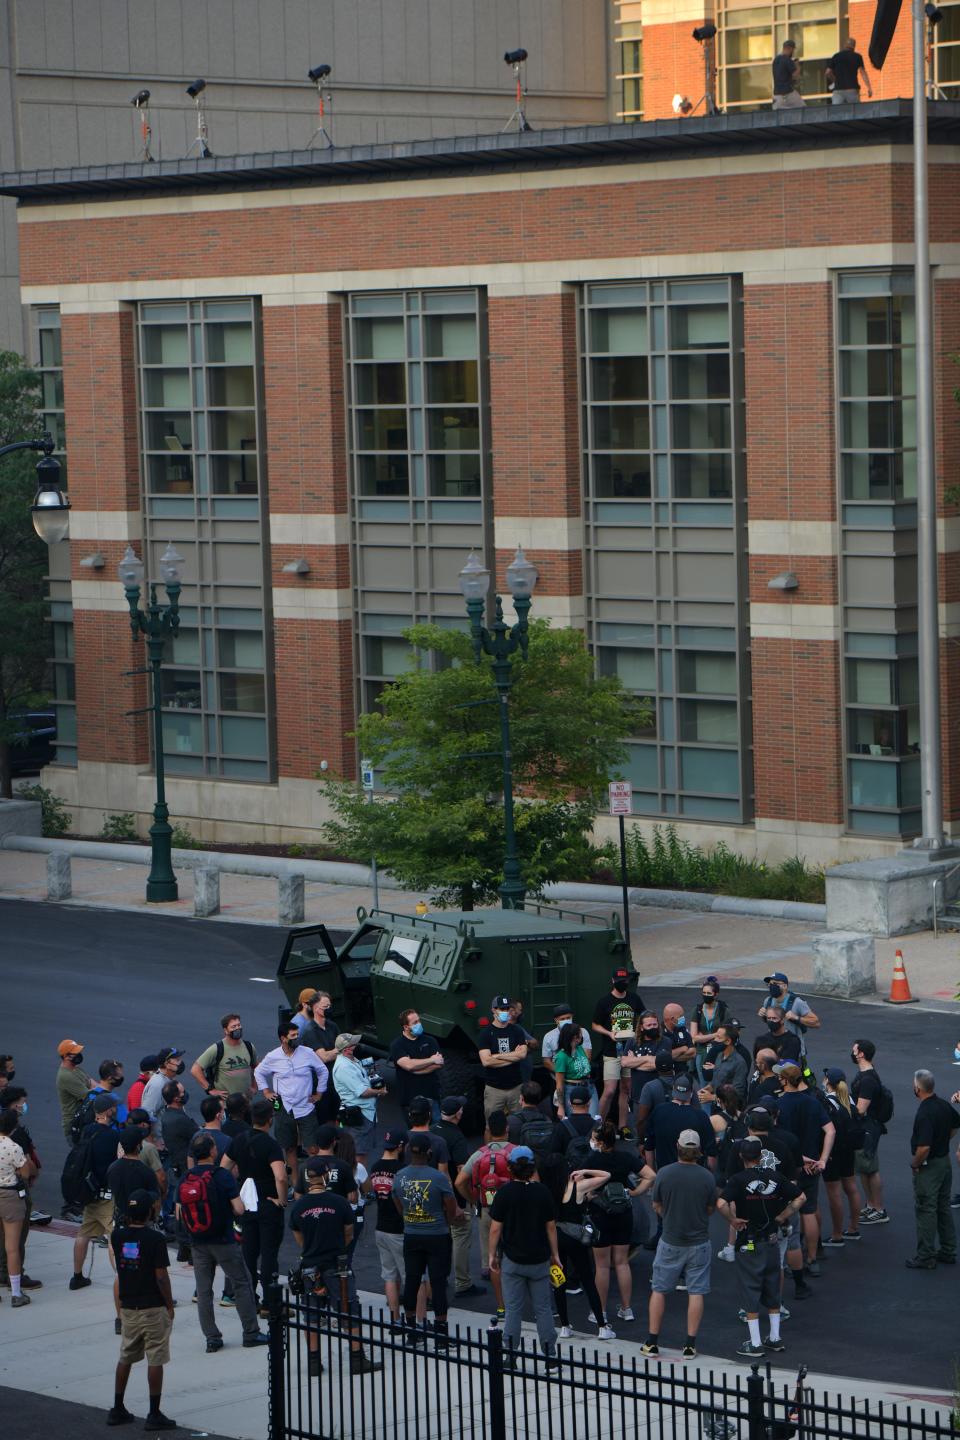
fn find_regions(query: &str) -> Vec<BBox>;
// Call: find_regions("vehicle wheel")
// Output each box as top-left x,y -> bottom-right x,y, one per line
439,1050 -> 484,1139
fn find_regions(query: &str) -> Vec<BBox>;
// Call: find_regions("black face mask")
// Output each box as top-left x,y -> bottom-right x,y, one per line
766,1019 -> 782,1032
174,1060 -> 185,1075
642,1029 -> 660,1043
702,993 -> 717,1003
73,1054 -> 84,1066
228,1028 -> 243,1040
180,1090 -> 190,1106
286,1038 -> 299,1050
4,1071 -> 13,1083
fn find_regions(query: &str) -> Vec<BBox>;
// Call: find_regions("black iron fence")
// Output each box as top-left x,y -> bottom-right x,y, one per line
266,1287 -> 955,1440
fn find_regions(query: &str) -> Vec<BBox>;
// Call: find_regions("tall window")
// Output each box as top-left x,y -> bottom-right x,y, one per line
717,0 -> 842,110
837,272 -> 919,836
137,299 -> 273,780
932,0 -> 960,97
345,289 -> 489,714
614,1 -> 644,119
581,279 -> 751,822
33,307 -> 75,767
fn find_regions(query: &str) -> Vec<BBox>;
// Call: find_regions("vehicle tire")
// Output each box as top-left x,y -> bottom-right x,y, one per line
439,1049 -> 484,1139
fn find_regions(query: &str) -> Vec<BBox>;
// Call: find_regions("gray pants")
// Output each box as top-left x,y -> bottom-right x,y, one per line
501,1256 -> 556,1356
192,1241 -> 260,1342
450,1210 -> 473,1292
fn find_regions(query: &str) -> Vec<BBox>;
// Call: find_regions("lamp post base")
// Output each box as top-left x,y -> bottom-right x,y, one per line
499,877 -> 526,911
146,817 -> 179,903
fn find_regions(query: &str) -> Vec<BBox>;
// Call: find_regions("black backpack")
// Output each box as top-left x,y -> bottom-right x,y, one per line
69,1095 -> 98,1146
872,1076 -> 895,1128
203,1039 -> 258,1089
516,1108 -> 555,1158
61,1136 -> 100,1208
561,1120 -> 594,1172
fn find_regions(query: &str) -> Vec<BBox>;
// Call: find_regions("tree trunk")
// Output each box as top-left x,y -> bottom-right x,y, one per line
460,882 -> 474,911
0,737 -> 11,799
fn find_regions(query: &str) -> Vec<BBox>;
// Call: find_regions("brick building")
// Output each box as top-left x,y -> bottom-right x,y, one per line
4,100 -> 959,863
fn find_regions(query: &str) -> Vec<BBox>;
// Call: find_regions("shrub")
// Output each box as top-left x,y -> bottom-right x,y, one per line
15,782 -> 71,838
170,822 -> 201,850
100,812 -> 138,842
623,824 -> 824,904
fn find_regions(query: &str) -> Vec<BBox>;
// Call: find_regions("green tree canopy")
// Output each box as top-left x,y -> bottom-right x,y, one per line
0,352 -> 47,798
321,619 -> 647,908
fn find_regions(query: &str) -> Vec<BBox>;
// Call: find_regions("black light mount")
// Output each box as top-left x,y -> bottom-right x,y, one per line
504,48 -> 528,64
692,23 -> 717,40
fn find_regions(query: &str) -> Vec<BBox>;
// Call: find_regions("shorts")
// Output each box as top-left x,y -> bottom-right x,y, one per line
274,1105 -> 323,1154
602,1056 -> 624,1083
831,89 -> 860,104
479,1207 -> 494,1263
590,1207 -> 633,1249
735,1243 -> 781,1313
799,1174 -> 820,1215
119,1306 -> 172,1365
483,1083 -> 523,1120
80,1196 -> 115,1239
778,1211 -> 801,1264
0,1189 -> 26,1223
376,1231 -> 405,1284
651,1239 -> 711,1296
824,1147 -> 855,1182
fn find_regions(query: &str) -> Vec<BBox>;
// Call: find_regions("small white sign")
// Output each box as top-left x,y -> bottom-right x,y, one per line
608,780 -> 632,816
361,758 -> 375,792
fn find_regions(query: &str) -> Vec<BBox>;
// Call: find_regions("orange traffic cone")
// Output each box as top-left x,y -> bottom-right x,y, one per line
886,948 -> 917,1004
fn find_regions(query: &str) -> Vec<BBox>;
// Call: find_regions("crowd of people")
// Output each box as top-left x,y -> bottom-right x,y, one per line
0,966 -> 959,1411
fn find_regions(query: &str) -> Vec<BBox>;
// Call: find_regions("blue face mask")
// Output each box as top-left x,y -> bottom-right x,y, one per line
410,1021 -> 424,1038
676,1015 -> 687,1029
497,1011 -> 511,1024
19,1103 -> 27,1115
955,1046 -> 960,1062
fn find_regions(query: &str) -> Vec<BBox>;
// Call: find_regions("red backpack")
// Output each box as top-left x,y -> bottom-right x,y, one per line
178,1169 -> 226,1239
471,1144 -> 515,1208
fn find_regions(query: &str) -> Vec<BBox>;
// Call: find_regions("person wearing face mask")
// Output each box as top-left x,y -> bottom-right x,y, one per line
0,1088 -> 44,1291
691,979 -> 729,1087
591,969 -> 646,1129
757,1007 -> 803,1068
159,1082 -> 199,1203
620,1011 -> 665,1121
299,991 -> 341,1122
759,973 -> 819,1056
478,996 -> 529,1120
191,1014 -> 259,1101
389,1009 -> 445,1121
662,1003 -> 697,1072
141,1049 -> 188,1134
256,1022 -> 329,1177
56,1038 -> 94,1145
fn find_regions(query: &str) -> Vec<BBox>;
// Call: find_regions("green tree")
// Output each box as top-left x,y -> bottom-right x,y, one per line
321,619 -> 647,909
0,352 -> 47,798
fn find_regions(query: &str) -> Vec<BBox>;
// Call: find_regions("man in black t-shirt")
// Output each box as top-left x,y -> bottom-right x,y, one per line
390,1010 -> 445,1118
551,1085 -> 598,1157
772,39 -> 804,109
739,1108 -> 810,1299
479,995 -> 529,1119
592,970 -> 646,1128
71,1093 -> 122,1293
296,1124 -> 357,1202
826,37 -> 872,104
718,1139 -> 804,1359
851,1038 -> 889,1225
907,1070 -> 960,1269
757,1010 -> 803,1067
109,1189 -> 176,1430
488,1148 -> 560,1363
368,1129 -> 408,1319
225,1097 -> 288,1308
431,1096 -> 483,1298
107,1128 -> 160,1226
404,1098 -> 450,1170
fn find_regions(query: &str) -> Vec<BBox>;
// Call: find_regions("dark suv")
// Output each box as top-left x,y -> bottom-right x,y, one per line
9,710 -> 56,774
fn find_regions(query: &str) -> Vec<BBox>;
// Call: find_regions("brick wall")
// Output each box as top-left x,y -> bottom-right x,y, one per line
74,610 -> 149,766
642,19 -> 712,122
273,618 -> 356,781
261,302 -> 348,515
752,637 -> 844,824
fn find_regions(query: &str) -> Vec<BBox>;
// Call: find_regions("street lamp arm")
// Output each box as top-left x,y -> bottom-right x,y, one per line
0,433 -> 55,462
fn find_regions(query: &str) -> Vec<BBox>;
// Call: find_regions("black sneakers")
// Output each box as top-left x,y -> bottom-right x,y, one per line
106,1405 -> 135,1426
144,1411 -> 177,1431
68,1273 -> 92,1291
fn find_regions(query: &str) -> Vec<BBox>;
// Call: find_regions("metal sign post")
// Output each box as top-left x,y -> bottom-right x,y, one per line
608,781 -> 633,953
361,758 -> 379,910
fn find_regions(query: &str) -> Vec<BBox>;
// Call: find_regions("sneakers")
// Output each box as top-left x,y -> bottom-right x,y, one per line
616,1306 -> 635,1321
950,1194 -> 960,1209
565,1284 -> 583,1296
598,1325 -> 617,1341
822,1237 -> 845,1249
68,1273 -> 92,1291
349,1352 -> 384,1375
764,1337 -> 786,1353
144,1412 -> 176,1431
860,1208 -> 889,1225
681,1343 -> 697,1359
10,1294 -> 31,1308
717,1244 -> 735,1263
29,1210 -> 52,1226
842,1230 -> 861,1241
205,1338 -> 224,1353
792,1277 -> 813,1300
106,1405 -> 135,1426
804,1261 -> 821,1278
242,1332 -> 270,1347
936,1253 -> 957,1265
219,1294 -> 237,1308
737,1341 -> 766,1359
640,1340 -> 660,1357
454,1283 -> 486,1298
557,1326 -> 573,1340
905,1257 -> 936,1270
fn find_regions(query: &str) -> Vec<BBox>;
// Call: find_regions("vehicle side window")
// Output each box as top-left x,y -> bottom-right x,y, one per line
381,934 -> 421,978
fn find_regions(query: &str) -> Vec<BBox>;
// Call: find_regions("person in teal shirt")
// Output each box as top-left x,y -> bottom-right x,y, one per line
553,1025 -> 598,1116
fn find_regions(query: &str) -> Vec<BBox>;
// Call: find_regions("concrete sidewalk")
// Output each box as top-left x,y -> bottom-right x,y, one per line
1,1230 -> 951,1440
1,843 -> 958,1004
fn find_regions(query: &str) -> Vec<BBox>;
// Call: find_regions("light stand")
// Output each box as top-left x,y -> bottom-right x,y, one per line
119,542 -> 185,902
307,64 -> 334,148
458,547 -> 539,910
688,25 -> 719,115
184,79 -> 213,159
0,432 -> 70,544
131,90 -> 153,162
503,48 -> 533,133
925,5 -> 949,98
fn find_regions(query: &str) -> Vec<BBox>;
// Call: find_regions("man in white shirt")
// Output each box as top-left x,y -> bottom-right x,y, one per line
253,1022 -> 328,1176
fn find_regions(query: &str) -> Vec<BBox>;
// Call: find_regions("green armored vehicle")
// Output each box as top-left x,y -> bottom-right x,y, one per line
277,904 -> 630,1120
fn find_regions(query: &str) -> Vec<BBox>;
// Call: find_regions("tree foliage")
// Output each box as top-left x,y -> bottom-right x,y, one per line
321,619 -> 648,908
0,352 -> 47,798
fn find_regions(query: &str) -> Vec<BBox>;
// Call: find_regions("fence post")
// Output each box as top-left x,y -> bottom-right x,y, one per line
47,852 -> 71,901
267,1281 -> 286,1440
486,1325 -> 507,1440
746,1364 -> 766,1440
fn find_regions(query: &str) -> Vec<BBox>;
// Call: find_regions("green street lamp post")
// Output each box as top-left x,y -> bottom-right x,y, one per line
458,546 -> 539,910
119,542 -> 185,903
0,431 -> 71,543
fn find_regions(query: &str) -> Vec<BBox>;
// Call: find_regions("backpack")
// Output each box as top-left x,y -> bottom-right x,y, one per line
590,1180 -> 632,1216
561,1119 -> 595,1172
178,1168 -> 228,1239
470,1144 -> 514,1207
516,1109 -> 555,1158
61,1137 -> 99,1208
69,1095 -> 98,1146
203,1039 -> 258,1090
872,1076 -> 895,1129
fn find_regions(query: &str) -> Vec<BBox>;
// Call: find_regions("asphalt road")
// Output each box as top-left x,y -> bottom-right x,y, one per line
5,898 -> 960,1393
0,1385 -> 232,1440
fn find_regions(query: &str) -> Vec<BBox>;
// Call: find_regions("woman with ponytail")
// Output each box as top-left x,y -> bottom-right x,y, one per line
821,1067 -> 862,1246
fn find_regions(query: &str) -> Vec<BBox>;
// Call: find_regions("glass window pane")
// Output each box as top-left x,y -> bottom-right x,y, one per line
220,716 -> 267,758
354,363 -> 406,405
672,404 -> 731,449
428,453 -> 481,498
847,658 -> 893,705
357,408 -> 409,450
593,453 -> 651,498
161,670 -> 202,709
680,747 -> 739,793
218,630 -> 264,668
209,410 -> 257,450
142,325 -> 188,365
589,309 -> 648,354
162,712 -> 203,753
678,699 -> 739,743
591,356 -> 649,401
207,367 -> 256,406
671,352 -> 730,399
593,405 -> 650,450
849,758 -> 898,808
144,370 -> 190,408
598,647 -> 656,691
219,673 -> 266,712
670,304 -> 729,349
205,322 -> 253,364
211,453 -> 258,494
145,412 -> 192,450
426,407 -> 480,450
677,651 -> 737,694
425,360 -> 479,405
353,317 -> 405,360
725,63 -> 775,102
423,314 -> 476,358
357,452 -> 409,496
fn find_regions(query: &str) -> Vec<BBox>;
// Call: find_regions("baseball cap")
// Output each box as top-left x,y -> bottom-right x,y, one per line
773,1062 -> 802,1083
305,1156 -> 331,1178
440,1095 -> 466,1116
382,1128 -> 408,1149
407,1096 -> 431,1119
678,1128 -> 702,1148
741,1136 -> 763,1161
508,1146 -> 535,1166
763,971 -> 789,985
334,1033 -> 361,1052
94,1092 -> 118,1114
611,968 -> 631,986
655,1052 -> 675,1074
673,1074 -> 694,1097
58,1039 -> 83,1057
823,1066 -> 846,1087
157,1046 -> 185,1064
492,994 -> 511,1009
126,1189 -> 156,1221
755,1093 -> 781,1113
746,1108 -> 771,1132
569,1084 -> 591,1104
553,1003 -> 574,1019
298,987 -> 320,1005
315,1123 -> 338,1149
138,1054 -> 159,1073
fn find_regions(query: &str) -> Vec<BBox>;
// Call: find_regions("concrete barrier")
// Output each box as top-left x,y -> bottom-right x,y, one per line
193,867 -> 220,918
46,852 -> 71,901
812,930 -> 876,998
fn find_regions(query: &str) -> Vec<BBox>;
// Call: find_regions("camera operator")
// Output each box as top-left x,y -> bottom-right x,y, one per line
332,1035 -> 386,1166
